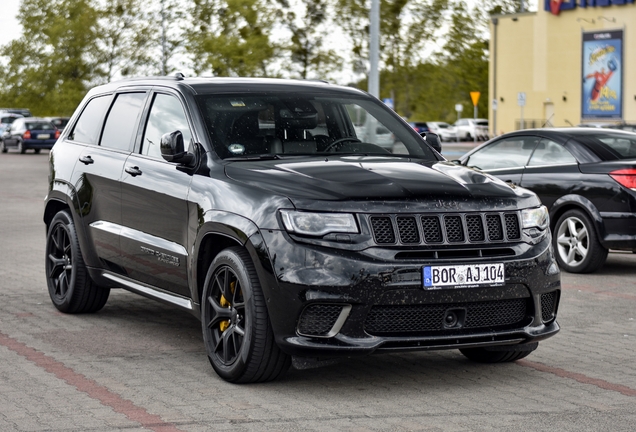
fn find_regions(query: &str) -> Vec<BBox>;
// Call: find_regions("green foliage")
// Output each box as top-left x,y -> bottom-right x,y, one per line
0,0 -> 101,116
187,0 -> 277,76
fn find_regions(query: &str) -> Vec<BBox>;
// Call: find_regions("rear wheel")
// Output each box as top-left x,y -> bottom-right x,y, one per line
553,209 -> 607,273
0,140 -> 6,153
17,140 -> 25,154
201,247 -> 290,383
45,211 -> 110,313
460,343 -> 538,363
34,149 -> 41,154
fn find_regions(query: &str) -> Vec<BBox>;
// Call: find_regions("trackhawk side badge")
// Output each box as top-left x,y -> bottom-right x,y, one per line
140,246 -> 180,266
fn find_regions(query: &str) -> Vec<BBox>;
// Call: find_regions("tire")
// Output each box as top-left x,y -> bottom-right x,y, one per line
0,140 -> 6,153
553,209 -> 607,273
17,140 -> 25,154
465,133 -> 472,142
460,343 -> 538,363
34,148 -> 41,154
45,211 -> 110,313
201,247 -> 290,383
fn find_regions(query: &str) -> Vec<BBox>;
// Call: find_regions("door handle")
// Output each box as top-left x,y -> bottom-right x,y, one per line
125,166 -> 142,177
79,155 -> 94,165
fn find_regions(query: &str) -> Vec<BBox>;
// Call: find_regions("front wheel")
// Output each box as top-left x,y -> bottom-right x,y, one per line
17,140 -> 25,154
201,247 -> 290,383
0,140 -> 6,153
553,209 -> 607,273
45,211 -> 110,313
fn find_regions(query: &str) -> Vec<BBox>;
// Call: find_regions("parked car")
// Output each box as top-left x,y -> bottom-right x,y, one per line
409,121 -> 430,134
45,117 -> 71,132
455,118 -> 489,141
0,113 -> 23,134
1,118 -> 60,154
44,76 -> 560,383
457,128 -> 636,273
426,121 -> 458,141
0,108 -> 33,118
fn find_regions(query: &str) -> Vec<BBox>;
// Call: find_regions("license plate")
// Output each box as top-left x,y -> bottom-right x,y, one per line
423,263 -> 505,289
37,134 -> 50,139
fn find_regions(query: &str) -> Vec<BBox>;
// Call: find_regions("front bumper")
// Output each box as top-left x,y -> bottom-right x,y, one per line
252,230 -> 561,358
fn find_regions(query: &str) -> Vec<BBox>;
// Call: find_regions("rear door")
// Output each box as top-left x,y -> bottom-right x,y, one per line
119,90 -> 194,297
70,92 -> 148,271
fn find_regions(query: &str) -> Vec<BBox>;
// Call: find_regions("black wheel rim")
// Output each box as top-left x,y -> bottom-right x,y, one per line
204,265 -> 246,365
46,222 -> 75,301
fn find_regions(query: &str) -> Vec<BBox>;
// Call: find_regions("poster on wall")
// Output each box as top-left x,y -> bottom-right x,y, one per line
582,30 -> 623,119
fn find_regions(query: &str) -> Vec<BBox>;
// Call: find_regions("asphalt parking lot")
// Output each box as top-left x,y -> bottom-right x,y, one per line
1,151 -> 635,431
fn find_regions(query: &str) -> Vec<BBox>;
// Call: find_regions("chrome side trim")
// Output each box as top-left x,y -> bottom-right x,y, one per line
327,305 -> 353,337
90,221 -> 188,256
102,272 -> 193,310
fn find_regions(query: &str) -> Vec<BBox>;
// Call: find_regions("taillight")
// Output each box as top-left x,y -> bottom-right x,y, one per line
55,130 -> 60,139
610,169 -> 636,190
23,130 -> 31,139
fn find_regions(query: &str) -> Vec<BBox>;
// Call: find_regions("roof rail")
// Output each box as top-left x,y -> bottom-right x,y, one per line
174,72 -> 185,80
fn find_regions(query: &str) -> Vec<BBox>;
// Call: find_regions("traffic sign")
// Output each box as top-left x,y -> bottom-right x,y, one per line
455,103 -> 463,112
470,92 -> 480,106
517,92 -> 526,107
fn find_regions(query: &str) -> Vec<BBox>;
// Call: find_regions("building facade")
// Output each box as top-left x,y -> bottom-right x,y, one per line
489,0 -> 636,135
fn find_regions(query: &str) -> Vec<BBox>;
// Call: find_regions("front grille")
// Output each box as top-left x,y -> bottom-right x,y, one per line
297,304 -> 344,336
368,212 -> 521,246
370,217 -> 395,244
540,291 -> 558,322
365,298 -> 528,335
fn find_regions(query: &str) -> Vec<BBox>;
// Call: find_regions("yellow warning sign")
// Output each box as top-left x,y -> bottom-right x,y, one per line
470,91 -> 480,106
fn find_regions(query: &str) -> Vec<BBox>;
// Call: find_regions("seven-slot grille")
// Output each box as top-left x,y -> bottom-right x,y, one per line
369,212 -> 521,245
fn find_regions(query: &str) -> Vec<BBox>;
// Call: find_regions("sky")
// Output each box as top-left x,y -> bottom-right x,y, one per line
0,1 -> 21,48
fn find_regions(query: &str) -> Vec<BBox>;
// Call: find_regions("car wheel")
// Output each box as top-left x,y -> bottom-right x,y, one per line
553,209 -> 607,273
45,210 -> 110,313
17,140 -> 25,154
0,140 -> 6,153
201,246 -> 290,383
465,133 -> 472,141
460,343 -> 538,363
34,149 -> 41,154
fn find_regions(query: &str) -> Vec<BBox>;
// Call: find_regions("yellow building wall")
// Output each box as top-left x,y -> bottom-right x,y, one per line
489,5 -> 636,136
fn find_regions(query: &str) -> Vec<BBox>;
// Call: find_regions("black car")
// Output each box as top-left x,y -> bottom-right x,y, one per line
44,76 -> 560,383
1,117 -> 60,153
458,128 -> 636,273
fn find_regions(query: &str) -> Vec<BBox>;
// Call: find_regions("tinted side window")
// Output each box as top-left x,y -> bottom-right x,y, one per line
100,92 -> 146,151
528,139 -> 577,166
141,94 -> 192,158
467,137 -> 538,170
70,95 -> 111,145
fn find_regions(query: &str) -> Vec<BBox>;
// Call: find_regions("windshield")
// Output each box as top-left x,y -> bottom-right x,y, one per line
196,93 -> 437,160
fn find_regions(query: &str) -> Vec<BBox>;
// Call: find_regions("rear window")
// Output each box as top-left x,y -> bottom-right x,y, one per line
26,122 -> 55,130
576,132 -> 636,159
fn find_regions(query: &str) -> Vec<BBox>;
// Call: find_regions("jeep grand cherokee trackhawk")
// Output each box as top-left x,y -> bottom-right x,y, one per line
44,76 -> 560,383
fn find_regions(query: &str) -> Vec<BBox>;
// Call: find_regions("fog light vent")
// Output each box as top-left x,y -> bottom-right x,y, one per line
540,291 -> 558,323
297,304 -> 350,337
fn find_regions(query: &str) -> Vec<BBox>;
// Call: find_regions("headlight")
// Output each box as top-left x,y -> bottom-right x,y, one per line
522,205 -> 549,230
280,210 -> 358,236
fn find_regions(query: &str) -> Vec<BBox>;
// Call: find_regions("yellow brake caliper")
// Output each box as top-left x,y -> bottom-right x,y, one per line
219,281 -> 236,332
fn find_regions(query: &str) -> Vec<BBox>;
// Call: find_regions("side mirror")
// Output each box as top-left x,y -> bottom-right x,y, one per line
421,132 -> 441,153
161,130 -> 194,165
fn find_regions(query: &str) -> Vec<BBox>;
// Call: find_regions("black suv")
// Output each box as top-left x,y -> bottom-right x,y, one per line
44,76 -> 560,383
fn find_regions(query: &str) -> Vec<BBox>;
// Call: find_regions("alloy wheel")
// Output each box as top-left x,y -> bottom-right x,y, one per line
46,222 -> 76,301
204,265 -> 246,365
556,215 -> 588,267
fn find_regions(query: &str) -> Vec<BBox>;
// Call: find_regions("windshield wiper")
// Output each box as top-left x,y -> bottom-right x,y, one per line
225,154 -> 282,161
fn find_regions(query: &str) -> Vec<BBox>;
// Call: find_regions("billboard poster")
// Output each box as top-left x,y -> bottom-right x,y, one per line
582,30 -> 623,119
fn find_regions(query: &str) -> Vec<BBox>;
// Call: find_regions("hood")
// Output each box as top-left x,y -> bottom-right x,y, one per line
224,156 -> 539,211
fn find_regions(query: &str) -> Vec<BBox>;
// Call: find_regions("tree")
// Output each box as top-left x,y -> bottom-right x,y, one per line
187,0 -> 278,76
0,0 -> 102,115
284,0 -> 342,80
95,0 -> 154,81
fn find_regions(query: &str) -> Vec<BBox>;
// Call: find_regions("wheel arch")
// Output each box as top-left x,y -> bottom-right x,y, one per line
549,194 -> 605,243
